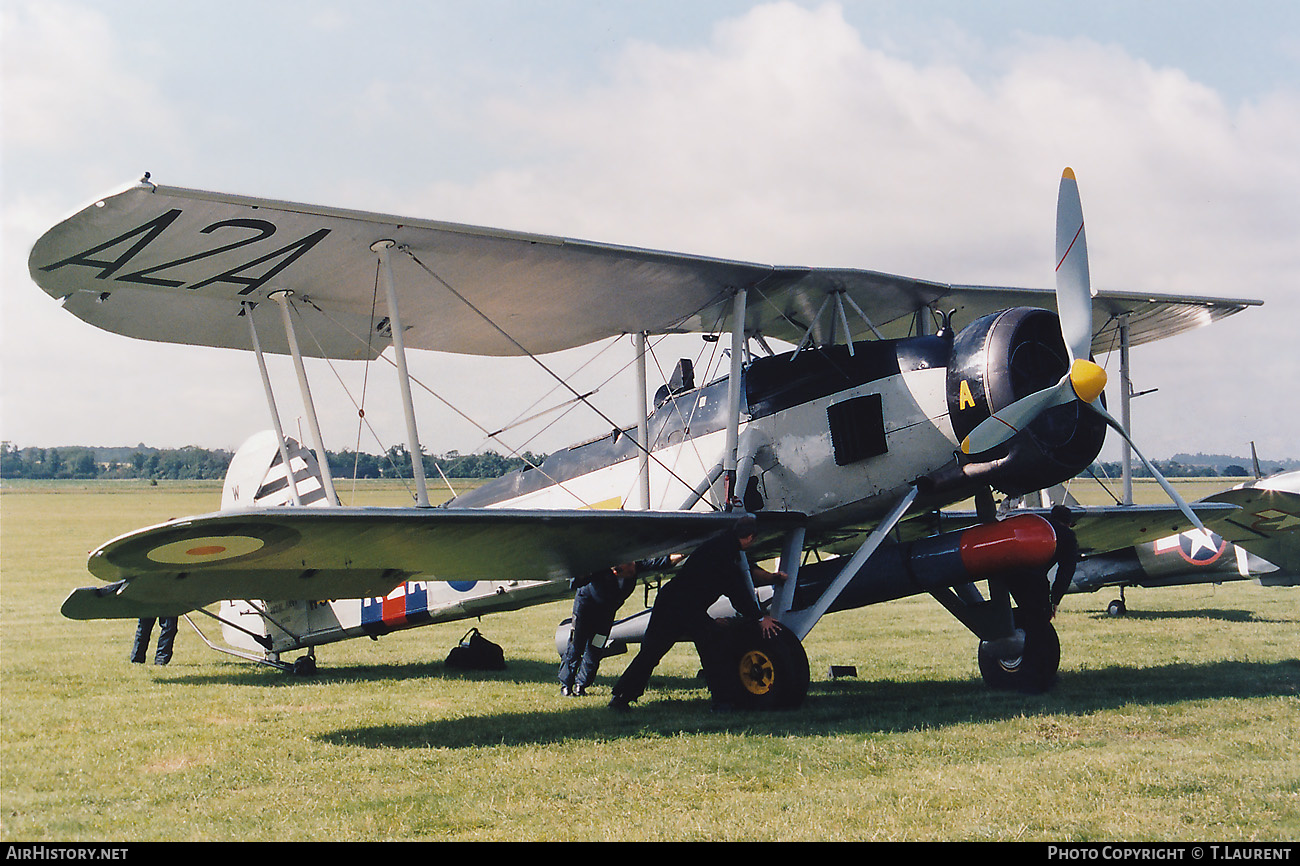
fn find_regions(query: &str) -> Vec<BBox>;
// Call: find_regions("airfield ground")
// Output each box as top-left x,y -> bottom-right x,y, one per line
1,479 -> 1296,841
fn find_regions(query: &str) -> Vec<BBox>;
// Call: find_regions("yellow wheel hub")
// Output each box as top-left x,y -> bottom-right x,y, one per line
739,650 -> 776,695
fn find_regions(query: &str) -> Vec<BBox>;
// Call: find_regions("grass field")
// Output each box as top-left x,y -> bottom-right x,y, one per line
1,479 -> 1297,841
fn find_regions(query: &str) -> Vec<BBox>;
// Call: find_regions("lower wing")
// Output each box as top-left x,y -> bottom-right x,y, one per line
62,507 -> 768,619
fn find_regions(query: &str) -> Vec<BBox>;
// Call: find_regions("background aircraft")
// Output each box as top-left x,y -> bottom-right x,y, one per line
34,169 -> 1263,705
1066,469 -> 1300,615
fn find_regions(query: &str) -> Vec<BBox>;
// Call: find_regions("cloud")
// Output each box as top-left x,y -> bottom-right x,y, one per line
1,2 -> 189,185
420,5 -> 1297,280
404,3 -> 1298,458
4,2 -> 1296,461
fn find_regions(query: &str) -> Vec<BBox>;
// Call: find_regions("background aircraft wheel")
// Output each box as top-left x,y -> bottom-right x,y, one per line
977,608 -> 1059,694
1107,598 -> 1127,617
292,656 -> 317,677
727,624 -> 809,710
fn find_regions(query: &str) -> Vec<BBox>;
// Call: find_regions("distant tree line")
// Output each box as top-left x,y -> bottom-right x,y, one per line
8,440 -> 1285,484
1,443 -> 234,480
1090,460 -> 1253,479
327,446 -> 546,480
1,441 -> 543,481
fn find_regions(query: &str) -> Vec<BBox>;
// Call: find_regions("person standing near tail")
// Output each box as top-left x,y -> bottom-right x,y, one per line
130,616 -> 178,666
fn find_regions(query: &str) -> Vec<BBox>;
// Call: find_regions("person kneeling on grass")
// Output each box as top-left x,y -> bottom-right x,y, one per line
609,514 -> 784,712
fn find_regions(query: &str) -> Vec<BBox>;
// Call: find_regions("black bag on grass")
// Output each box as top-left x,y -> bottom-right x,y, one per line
445,628 -> 507,671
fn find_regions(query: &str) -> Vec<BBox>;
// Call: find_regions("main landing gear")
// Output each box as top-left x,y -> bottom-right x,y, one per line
930,577 -> 1062,696
723,622 -> 810,710
977,607 -> 1060,694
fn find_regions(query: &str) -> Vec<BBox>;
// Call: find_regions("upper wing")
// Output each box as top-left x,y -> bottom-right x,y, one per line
29,179 -> 1259,358
937,285 -> 1258,351
62,506 -> 800,619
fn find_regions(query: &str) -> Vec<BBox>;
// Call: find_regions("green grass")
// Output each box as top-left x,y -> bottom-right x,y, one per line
2,481 -> 1297,841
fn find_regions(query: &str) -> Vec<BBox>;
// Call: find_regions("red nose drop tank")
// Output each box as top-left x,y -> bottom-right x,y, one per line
792,514 -> 1059,614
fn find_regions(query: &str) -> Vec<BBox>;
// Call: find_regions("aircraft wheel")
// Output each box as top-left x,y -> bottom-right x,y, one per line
292,656 -> 318,677
977,609 -> 1059,694
726,623 -> 809,710
1106,598 -> 1127,617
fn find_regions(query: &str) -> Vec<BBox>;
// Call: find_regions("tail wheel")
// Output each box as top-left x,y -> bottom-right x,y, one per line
977,608 -> 1059,694
728,624 -> 810,710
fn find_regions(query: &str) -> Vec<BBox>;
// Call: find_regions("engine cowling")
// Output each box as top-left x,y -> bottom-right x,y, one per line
944,307 -> 1106,496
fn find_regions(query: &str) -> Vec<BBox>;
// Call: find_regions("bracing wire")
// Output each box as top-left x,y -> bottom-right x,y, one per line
292,300 -> 601,508
291,298 -> 418,503
403,248 -> 717,509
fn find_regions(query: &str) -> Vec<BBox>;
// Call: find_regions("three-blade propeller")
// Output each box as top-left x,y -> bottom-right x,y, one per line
959,168 -> 1208,533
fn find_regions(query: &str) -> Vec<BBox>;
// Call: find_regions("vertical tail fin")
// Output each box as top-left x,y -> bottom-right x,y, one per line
221,430 -> 332,510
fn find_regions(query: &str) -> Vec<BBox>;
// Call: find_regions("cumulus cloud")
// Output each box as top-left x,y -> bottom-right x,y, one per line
437,5 -> 1298,284
4,1 -> 1296,461
406,3 -> 1298,458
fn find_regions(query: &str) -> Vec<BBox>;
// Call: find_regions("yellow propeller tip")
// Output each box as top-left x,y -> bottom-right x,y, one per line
960,437 -> 972,455
1062,167 -> 1076,180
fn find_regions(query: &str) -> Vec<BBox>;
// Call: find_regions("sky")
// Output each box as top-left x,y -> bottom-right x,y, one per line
3,0 -> 1298,467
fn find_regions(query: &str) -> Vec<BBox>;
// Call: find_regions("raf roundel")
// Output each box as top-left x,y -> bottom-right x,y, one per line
145,534 -> 266,565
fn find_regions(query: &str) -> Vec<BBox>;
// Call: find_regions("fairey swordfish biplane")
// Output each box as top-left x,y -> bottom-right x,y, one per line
32,169 -> 1287,706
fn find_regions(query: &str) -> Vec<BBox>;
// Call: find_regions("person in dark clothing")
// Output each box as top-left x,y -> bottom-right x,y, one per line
1047,505 -> 1080,616
559,561 -> 642,696
609,515 -> 784,710
1003,505 -> 1079,624
130,616 -> 178,665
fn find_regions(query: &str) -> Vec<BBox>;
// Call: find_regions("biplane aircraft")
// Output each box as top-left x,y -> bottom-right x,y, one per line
32,169 -> 1273,705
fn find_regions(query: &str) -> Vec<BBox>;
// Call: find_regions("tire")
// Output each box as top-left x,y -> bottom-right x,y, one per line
978,608 -> 1059,694
1106,598 -> 1127,617
726,624 -> 810,710
292,655 -> 318,677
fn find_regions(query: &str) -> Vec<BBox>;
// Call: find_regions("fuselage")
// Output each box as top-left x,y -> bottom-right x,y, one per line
453,335 -> 960,531
215,313 -> 1112,657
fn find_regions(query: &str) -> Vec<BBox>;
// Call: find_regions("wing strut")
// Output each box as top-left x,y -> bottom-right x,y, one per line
244,302 -> 301,506
271,291 -> 338,505
634,331 -> 652,510
723,288 -> 748,509
1118,313 -> 1134,505
373,240 -> 430,507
